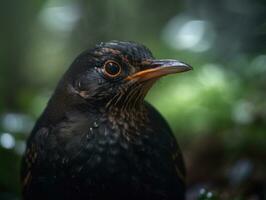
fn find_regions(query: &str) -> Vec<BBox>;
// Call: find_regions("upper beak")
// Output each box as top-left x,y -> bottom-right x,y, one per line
126,59 -> 193,82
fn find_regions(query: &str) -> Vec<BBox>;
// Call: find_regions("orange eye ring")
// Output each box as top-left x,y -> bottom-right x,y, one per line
103,60 -> 122,78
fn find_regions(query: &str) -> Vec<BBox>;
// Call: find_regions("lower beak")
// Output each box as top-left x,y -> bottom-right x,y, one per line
126,59 -> 192,82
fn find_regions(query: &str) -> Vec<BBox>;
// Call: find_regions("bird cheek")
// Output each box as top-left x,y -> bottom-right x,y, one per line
76,77 -> 91,91
73,80 -> 96,99
78,90 -> 91,99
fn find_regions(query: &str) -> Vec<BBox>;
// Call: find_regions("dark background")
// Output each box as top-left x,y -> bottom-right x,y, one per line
0,0 -> 265,199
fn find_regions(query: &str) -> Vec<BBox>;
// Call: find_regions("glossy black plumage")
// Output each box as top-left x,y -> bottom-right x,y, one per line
21,41 -> 191,200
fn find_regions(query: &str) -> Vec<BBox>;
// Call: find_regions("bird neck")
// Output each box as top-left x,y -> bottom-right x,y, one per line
38,80 -> 151,131
40,92 -> 148,128
105,103 -> 148,123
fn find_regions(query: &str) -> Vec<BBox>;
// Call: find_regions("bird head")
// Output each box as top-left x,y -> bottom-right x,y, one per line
62,41 -> 192,111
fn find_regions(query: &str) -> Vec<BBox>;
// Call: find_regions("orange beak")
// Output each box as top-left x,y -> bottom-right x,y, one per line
126,59 -> 192,82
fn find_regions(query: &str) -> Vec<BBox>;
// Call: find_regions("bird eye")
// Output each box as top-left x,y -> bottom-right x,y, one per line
103,61 -> 122,78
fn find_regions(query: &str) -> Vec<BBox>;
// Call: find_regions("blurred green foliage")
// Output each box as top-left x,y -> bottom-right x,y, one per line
0,0 -> 265,199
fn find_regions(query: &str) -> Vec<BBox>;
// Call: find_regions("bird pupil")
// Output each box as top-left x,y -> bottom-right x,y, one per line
106,62 -> 120,75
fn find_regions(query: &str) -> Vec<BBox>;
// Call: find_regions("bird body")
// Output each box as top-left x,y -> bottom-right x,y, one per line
21,41 -> 191,200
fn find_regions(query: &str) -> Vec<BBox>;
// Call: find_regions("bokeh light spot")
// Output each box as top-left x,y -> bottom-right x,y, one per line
39,2 -> 80,33
0,133 -> 15,149
163,15 -> 215,52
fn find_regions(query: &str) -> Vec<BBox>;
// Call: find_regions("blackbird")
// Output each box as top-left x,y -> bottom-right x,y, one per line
21,41 -> 192,200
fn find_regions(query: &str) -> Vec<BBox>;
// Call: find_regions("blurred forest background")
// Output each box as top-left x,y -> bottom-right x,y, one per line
0,0 -> 266,199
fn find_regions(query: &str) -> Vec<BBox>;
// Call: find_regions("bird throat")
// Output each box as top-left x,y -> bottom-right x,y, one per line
100,81 -> 156,139
104,80 -> 155,122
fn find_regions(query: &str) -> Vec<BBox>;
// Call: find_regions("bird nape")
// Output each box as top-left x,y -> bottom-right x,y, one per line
21,41 -> 192,200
